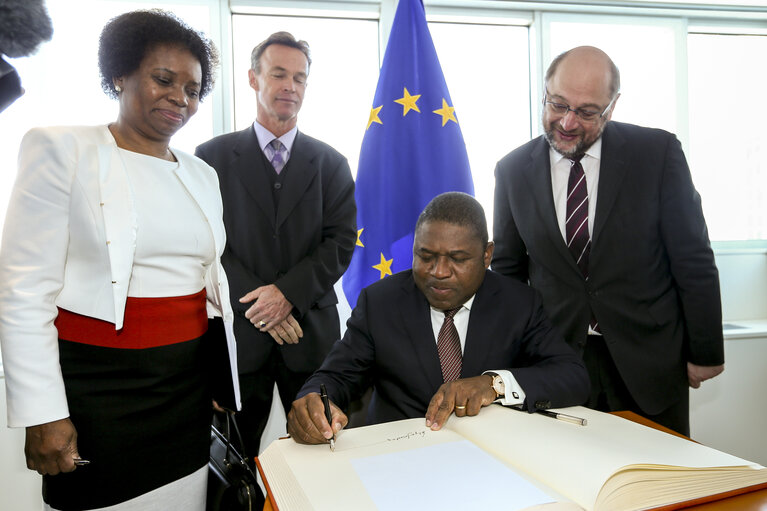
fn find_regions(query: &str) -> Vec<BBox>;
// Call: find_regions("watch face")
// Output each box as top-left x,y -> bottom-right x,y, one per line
493,376 -> 505,394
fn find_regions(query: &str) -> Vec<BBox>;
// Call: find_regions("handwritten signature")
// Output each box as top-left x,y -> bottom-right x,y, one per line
386,431 -> 426,442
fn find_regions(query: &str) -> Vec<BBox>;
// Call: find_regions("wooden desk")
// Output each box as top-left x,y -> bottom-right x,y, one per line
258,411 -> 767,511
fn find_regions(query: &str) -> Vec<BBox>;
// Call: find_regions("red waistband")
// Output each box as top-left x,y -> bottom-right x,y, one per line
55,289 -> 208,349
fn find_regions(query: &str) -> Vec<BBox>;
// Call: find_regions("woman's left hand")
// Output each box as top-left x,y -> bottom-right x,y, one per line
25,417 -> 80,475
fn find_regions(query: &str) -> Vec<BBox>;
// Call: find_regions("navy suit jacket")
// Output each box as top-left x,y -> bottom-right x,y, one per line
299,270 -> 589,425
492,121 -> 723,414
196,127 -> 357,374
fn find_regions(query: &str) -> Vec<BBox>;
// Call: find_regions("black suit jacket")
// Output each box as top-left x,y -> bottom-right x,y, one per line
492,121 -> 723,414
299,270 -> 589,425
195,127 -> 357,374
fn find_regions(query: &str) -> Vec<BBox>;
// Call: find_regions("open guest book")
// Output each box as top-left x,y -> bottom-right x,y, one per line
256,404 -> 767,511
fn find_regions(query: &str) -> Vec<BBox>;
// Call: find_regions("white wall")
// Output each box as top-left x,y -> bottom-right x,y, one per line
0,377 -> 43,511
691,327 -> 767,466
715,251 -> 767,321
689,251 -> 767,465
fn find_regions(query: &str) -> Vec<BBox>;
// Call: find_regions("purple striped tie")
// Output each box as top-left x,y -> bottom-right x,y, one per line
269,139 -> 285,174
437,307 -> 462,382
566,156 -> 590,277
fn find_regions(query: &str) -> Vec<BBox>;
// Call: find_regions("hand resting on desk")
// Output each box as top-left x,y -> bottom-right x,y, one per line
288,393 -> 347,444
425,375 -> 497,431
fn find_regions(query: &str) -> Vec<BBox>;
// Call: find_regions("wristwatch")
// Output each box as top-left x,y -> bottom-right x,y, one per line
490,373 -> 505,399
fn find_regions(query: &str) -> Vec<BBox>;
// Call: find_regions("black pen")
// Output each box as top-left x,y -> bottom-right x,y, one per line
319,384 -> 335,451
537,409 -> 587,426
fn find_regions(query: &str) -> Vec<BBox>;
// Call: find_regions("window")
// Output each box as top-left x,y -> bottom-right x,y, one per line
428,21 -> 530,236
688,32 -> 767,241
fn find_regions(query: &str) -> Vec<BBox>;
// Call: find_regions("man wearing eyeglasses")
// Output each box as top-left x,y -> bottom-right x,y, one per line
492,46 -> 723,436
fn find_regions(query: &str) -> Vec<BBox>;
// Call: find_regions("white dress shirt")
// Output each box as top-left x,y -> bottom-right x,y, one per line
428,295 -> 526,406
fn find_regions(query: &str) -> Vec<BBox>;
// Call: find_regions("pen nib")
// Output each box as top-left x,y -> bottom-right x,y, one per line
330,438 -> 335,452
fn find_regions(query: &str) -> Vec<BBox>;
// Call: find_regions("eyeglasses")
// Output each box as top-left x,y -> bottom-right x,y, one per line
544,90 -> 618,123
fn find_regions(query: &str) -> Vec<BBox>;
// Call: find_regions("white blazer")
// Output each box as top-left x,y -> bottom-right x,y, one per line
0,125 -> 240,428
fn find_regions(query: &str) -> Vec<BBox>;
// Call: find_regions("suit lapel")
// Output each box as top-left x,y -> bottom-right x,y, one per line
231,128 -> 276,227
523,138 -> 576,266
276,131 -> 318,229
461,272 -> 497,376
593,123 -> 628,244
399,276 -> 444,390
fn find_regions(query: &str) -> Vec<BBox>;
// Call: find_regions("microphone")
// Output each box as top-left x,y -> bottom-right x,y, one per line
0,0 -> 53,112
0,0 -> 53,58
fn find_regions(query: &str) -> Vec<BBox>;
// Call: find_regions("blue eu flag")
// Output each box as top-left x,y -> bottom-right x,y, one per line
342,0 -> 474,308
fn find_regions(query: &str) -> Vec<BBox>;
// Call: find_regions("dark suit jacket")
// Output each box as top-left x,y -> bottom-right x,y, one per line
299,270 -> 589,425
195,127 -> 357,374
492,121 -> 723,415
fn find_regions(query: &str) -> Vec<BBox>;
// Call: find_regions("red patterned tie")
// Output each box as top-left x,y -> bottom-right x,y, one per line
437,307 -> 462,382
566,156 -> 590,277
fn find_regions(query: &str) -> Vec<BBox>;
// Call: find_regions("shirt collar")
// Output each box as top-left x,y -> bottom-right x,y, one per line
252,121 -> 298,153
430,294 -> 476,314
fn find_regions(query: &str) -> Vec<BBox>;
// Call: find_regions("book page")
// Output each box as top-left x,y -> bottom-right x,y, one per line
259,417 -> 572,510
447,404 -> 767,511
259,418 -> 466,510
350,439 -> 556,510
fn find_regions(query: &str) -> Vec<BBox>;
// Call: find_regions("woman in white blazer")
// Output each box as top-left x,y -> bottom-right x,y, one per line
0,11 -> 239,511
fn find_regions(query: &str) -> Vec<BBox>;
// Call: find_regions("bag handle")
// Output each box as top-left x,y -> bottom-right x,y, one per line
220,410 -> 257,475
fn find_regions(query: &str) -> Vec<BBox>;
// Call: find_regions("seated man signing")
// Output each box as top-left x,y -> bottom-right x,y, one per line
288,192 -> 589,444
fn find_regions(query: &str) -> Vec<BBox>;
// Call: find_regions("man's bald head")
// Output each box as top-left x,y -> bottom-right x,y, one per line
545,46 -> 620,99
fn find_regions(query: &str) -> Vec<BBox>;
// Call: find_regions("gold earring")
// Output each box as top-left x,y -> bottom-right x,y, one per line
115,85 -> 122,93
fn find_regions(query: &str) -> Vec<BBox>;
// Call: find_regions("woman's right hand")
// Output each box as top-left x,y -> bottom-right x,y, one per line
25,417 -> 80,475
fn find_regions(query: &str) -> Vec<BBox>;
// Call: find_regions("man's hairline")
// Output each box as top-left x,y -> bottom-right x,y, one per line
252,43 -> 311,75
414,220 -> 489,253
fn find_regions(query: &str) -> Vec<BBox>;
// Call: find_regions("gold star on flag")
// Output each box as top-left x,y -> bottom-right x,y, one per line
394,88 -> 421,116
356,228 -> 365,247
367,106 -> 383,130
433,98 -> 457,126
372,253 -> 393,279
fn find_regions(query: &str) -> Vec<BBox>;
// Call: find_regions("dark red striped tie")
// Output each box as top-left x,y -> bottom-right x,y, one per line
437,307 -> 462,382
566,156 -> 600,333
566,156 -> 590,277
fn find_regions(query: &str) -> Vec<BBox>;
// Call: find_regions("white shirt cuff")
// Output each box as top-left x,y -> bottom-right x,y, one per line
484,369 -> 526,406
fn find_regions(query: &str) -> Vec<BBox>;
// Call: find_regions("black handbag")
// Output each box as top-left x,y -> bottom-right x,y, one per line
207,410 -> 264,511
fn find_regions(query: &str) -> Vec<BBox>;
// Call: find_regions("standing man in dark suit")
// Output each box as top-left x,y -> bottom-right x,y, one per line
492,46 -> 723,436
195,32 -> 357,454
287,192 -> 589,443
